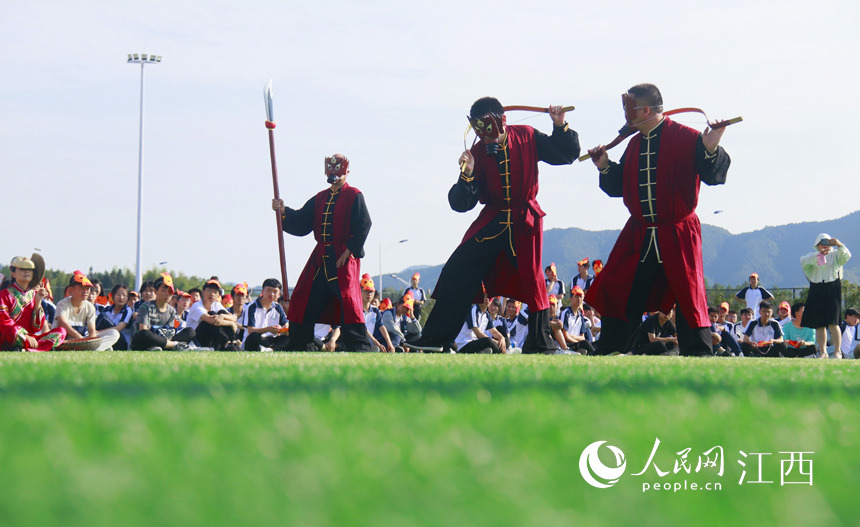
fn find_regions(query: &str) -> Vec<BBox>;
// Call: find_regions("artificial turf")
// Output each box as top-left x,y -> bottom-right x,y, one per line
0,352 -> 856,527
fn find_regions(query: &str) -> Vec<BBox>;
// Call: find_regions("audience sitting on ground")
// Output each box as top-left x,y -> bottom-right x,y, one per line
96,284 -> 134,350
733,308 -> 754,341
741,301 -> 787,358
241,278 -> 289,351
379,293 -> 422,352
503,299 -> 528,351
454,292 -> 505,354
708,306 -> 740,357
53,271 -> 119,350
403,273 -> 427,321
839,308 -> 860,360
776,301 -> 792,327
186,279 -> 240,351
130,273 -> 195,351
228,282 -> 249,320
781,302 -> 818,358
361,275 -> 387,353
583,302 -> 600,342
175,291 -> 192,325
556,286 -> 594,355
631,310 -> 678,356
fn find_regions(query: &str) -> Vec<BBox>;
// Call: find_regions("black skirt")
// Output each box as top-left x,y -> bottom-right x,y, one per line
802,278 -> 842,328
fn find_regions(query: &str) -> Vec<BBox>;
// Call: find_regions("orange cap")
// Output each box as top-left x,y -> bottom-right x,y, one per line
380,298 -> 393,310
720,302 -> 730,311
577,257 -> 589,266
72,270 -> 93,288
548,294 -> 558,304
232,282 -> 249,296
412,273 -> 420,280
571,286 -> 585,296
361,273 -> 375,291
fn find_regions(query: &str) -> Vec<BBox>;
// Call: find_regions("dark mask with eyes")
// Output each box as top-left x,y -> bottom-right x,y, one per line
325,154 -> 349,184
468,113 -> 504,155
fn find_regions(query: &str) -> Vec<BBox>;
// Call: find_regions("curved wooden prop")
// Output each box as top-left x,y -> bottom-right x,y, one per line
459,105 -> 574,171
263,79 -> 290,300
503,105 -> 575,113
578,108 -> 743,162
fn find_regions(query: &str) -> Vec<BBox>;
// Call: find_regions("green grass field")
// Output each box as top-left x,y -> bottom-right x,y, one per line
0,352 -> 857,527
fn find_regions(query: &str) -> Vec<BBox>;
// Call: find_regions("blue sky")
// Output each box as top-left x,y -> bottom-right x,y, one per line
2,0 -> 858,287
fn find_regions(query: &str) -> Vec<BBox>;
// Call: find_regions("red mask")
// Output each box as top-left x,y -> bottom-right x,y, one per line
468,113 -> 504,154
325,154 -> 349,184
622,93 -> 638,123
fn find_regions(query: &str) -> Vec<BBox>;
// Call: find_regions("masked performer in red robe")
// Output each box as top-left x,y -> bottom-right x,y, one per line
272,154 -> 373,351
0,256 -> 66,352
585,84 -> 730,356
407,97 -> 580,353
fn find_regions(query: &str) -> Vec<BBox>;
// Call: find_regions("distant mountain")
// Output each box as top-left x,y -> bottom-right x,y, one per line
390,210 -> 860,292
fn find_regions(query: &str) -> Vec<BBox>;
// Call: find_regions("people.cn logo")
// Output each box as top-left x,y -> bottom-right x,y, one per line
579,441 -> 627,488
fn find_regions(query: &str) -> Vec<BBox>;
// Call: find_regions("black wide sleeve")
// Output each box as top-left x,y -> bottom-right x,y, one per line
448,172 -> 480,213
598,160 -> 624,198
281,195 -> 316,237
535,123 -> 581,165
695,136 -> 730,186
346,192 -> 372,258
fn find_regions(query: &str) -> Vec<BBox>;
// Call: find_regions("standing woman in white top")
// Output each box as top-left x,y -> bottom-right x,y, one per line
801,233 -> 851,358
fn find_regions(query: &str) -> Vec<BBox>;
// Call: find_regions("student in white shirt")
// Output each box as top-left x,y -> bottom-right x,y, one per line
741,301 -> 787,357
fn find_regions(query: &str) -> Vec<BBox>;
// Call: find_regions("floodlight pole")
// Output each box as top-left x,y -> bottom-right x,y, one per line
127,53 -> 161,292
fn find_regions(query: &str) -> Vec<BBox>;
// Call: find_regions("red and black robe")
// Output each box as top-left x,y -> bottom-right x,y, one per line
585,117 -> 730,328
282,183 -> 371,326
448,123 -> 579,310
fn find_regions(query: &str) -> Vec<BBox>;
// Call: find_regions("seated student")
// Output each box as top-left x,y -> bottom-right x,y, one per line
781,302 -> 819,358
228,283 -> 250,321
571,258 -> 594,293
187,288 -> 202,305
545,263 -> 565,298
127,290 -> 140,310
137,280 -> 157,309
557,286 -> 594,355
631,310 -> 678,356
486,297 -> 507,342
454,292 -> 505,354
708,306 -> 740,357
503,299 -> 528,352
735,273 -> 774,319
131,273 -> 196,351
726,310 -> 738,325
96,284 -> 134,350
40,281 -> 57,326
583,303 -> 601,342
241,279 -> 290,351
379,293 -> 422,353
0,256 -> 66,351
733,308 -> 754,341
90,279 -> 109,311
53,271 -> 119,350
360,274 -> 386,353
370,291 -> 381,310
175,291 -> 192,326
186,279 -> 240,351
741,301 -> 788,357
87,279 -> 104,313
776,301 -> 792,327
839,308 -> 860,360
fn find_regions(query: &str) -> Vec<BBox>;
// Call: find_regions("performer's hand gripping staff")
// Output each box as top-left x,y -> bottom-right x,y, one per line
460,104 -> 574,174
263,79 -> 290,300
580,103 -> 743,164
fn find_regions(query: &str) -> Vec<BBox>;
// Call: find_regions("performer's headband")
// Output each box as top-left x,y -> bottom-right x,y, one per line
325,154 -> 349,184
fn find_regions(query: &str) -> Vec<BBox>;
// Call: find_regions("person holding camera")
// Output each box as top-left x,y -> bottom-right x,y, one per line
801,233 -> 851,358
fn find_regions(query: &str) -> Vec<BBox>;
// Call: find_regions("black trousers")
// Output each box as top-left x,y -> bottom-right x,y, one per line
568,340 -> 595,354
458,337 -> 501,354
244,332 -> 291,351
421,231 -> 556,353
196,319 -> 238,350
289,269 -> 372,352
596,245 -> 712,356
131,327 -> 196,350
741,341 -> 789,358
633,341 -> 678,356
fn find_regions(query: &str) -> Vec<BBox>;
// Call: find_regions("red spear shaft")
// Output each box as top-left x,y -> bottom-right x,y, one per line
264,80 -> 289,300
